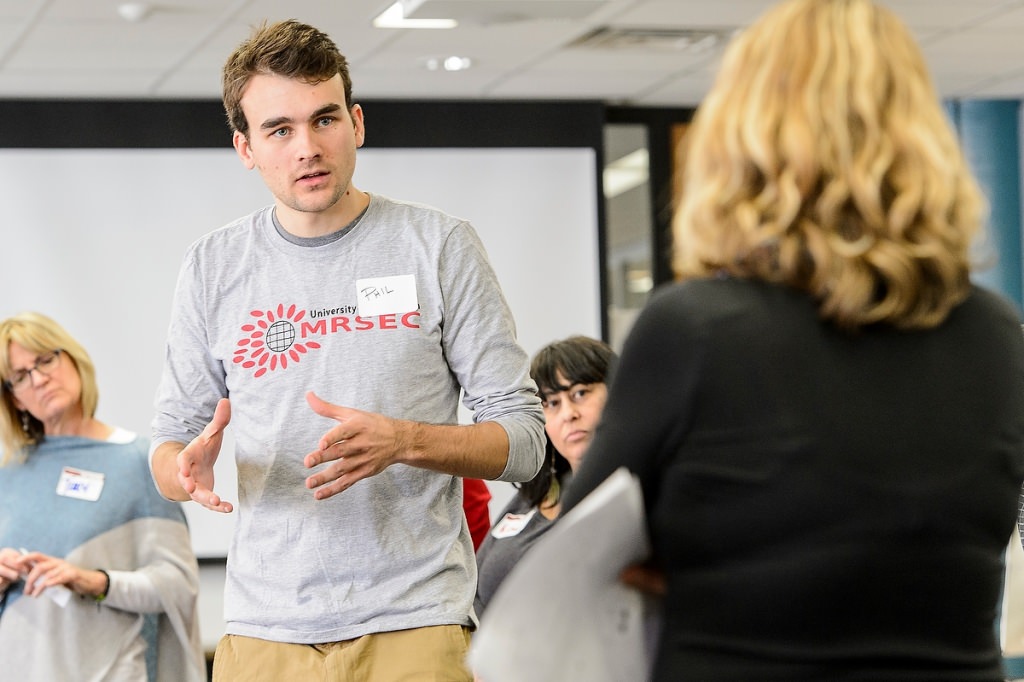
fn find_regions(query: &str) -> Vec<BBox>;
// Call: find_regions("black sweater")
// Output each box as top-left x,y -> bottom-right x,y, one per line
562,278 -> 1024,681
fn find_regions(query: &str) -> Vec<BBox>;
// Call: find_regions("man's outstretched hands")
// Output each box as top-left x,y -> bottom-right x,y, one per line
303,391 -> 410,501
177,398 -> 234,513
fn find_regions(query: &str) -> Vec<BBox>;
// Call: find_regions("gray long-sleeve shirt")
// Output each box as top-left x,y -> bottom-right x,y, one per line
151,194 -> 544,642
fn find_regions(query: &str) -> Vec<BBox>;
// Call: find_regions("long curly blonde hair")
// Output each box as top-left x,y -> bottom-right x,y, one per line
673,0 -> 986,330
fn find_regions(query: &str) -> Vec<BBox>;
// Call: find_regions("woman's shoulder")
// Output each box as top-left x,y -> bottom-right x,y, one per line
100,429 -> 149,461
650,276 -> 797,308
82,432 -> 162,491
100,433 -> 187,520
964,285 -> 1023,322
105,426 -> 138,444
947,286 -> 1024,352
633,277 -> 797,337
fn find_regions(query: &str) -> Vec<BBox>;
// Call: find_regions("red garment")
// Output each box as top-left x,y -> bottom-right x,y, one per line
462,478 -> 492,551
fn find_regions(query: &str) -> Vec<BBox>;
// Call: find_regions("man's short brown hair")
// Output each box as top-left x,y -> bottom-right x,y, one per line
222,19 -> 353,137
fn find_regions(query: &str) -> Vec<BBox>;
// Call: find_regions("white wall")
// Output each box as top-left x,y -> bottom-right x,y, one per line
0,146 -> 600,650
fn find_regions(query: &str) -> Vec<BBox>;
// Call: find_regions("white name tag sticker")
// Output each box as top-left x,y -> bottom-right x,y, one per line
56,467 -> 105,502
490,510 -> 536,539
356,274 -> 418,318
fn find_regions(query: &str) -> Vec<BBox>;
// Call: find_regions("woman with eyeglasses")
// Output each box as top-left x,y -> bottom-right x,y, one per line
0,311 -> 205,681
473,335 -> 617,619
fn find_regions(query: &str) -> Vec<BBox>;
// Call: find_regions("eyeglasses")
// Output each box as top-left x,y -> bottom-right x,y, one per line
3,349 -> 63,392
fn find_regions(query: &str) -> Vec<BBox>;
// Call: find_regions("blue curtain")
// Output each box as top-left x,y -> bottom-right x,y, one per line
947,99 -> 1023,312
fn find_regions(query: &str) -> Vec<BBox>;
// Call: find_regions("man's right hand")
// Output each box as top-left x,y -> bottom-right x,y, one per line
159,398 -> 234,513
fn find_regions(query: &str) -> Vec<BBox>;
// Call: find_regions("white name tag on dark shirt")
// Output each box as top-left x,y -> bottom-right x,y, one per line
491,510 -> 536,538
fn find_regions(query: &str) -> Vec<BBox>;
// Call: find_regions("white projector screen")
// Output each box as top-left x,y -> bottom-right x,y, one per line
0,146 -> 600,556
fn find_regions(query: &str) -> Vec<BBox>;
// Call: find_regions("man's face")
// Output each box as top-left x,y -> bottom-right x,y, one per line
232,72 -> 364,222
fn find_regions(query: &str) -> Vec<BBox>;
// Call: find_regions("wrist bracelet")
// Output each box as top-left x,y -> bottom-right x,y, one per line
95,569 -> 110,602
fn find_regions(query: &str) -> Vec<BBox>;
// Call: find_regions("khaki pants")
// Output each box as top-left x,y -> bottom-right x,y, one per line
212,625 -> 473,681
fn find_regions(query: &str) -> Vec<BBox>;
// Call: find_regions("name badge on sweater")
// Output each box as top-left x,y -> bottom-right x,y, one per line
490,510 -> 536,539
356,274 -> 417,317
56,467 -> 105,501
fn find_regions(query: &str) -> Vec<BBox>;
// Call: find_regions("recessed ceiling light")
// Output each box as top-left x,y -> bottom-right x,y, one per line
423,56 -> 473,72
117,2 -> 151,23
373,2 -> 458,29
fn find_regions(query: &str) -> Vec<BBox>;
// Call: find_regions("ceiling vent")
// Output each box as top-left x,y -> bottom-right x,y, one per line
569,26 -> 733,53
400,0 -> 609,24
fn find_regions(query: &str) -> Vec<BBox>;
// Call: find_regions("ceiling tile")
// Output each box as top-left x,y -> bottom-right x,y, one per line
0,0 -> 1019,104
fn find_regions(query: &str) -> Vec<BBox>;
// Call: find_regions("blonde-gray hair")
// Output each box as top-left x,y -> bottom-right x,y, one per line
0,312 -> 99,464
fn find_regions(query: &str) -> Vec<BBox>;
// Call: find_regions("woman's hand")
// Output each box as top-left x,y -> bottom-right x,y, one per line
0,547 -> 22,593
18,551 -> 107,598
620,561 -> 666,596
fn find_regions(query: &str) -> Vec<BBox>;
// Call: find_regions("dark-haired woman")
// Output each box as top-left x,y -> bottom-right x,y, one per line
474,335 -> 616,617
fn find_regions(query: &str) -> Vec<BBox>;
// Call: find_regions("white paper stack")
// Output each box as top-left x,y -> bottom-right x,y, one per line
468,467 -> 660,682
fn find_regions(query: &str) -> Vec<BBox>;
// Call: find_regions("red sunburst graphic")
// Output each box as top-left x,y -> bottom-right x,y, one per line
233,303 -> 321,378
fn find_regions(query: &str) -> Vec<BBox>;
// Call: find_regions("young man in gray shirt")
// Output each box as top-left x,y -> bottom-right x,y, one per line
149,19 -> 544,681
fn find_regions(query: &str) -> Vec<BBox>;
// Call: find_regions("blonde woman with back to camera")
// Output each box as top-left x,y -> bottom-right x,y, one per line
559,0 -> 1024,680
